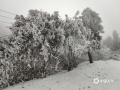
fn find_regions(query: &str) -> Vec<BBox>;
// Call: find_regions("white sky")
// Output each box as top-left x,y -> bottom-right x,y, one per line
0,0 -> 120,39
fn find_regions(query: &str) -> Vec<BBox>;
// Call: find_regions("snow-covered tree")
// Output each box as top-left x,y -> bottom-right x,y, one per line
82,7 -> 104,63
0,8 -> 103,88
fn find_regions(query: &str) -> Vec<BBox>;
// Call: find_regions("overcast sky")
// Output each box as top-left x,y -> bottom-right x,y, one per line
0,0 -> 120,39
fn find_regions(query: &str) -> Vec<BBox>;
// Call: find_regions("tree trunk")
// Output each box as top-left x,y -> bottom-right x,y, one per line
88,51 -> 93,63
67,46 -> 71,71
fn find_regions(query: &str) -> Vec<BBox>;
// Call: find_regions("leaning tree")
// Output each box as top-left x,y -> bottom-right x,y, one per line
82,7 -> 104,63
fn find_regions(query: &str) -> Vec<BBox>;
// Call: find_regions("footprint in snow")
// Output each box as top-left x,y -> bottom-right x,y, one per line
56,81 -> 59,83
22,87 -> 24,88
105,73 -> 107,75
83,87 -> 85,89
88,86 -> 91,88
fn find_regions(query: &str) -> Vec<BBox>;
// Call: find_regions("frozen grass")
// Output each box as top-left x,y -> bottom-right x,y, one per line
3,60 -> 120,90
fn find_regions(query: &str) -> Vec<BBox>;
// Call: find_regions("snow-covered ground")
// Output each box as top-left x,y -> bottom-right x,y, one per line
4,60 -> 120,90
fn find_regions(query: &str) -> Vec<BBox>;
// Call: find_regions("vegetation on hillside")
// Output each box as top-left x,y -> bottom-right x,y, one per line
0,8 -> 103,89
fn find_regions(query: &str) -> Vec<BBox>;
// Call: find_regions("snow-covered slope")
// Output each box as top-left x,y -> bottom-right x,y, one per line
4,60 -> 120,90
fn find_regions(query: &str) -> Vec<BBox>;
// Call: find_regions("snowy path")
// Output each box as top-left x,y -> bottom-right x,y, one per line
4,60 -> 120,90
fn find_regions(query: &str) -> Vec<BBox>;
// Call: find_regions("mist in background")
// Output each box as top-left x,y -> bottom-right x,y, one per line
0,0 -> 120,39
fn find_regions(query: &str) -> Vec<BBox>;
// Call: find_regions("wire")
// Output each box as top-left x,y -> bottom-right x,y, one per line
0,34 -> 11,38
0,10 -> 16,15
0,21 -> 11,24
0,15 -> 14,20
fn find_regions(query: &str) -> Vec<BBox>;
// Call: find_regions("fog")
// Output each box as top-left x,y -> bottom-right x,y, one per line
0,0 -> 120,39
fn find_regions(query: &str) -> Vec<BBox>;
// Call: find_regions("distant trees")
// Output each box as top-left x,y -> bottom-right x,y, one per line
102,36 -> 113,49
102,30 -> 120,51
112,30 -> 120,51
